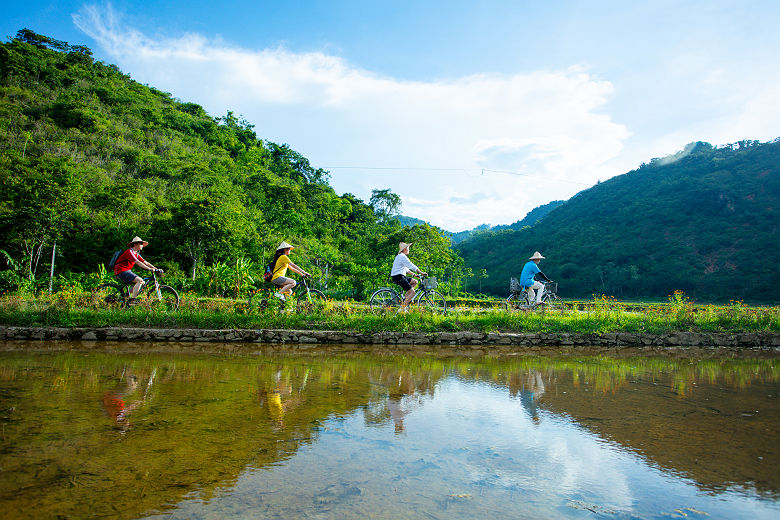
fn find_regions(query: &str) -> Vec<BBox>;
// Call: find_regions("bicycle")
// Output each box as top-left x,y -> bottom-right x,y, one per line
247,276 -> 326,313
503,277 -> 561,311
369,274 -> 447,314
93,270 -> 180,311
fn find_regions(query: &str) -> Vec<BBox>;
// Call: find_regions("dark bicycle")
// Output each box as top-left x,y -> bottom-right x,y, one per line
503,277 -> 560,311
93,270 -> 180,311
369,274 -> 447,314
248,276 -> 326,313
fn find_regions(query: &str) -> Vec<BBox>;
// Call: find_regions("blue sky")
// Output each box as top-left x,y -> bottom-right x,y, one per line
3,1 -> 779,231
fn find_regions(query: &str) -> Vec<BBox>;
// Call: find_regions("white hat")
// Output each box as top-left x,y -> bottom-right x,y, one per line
529,251 -> 545,260
128,236 -> 148,247
398,242 -> 412,253
277,241 -> 294,251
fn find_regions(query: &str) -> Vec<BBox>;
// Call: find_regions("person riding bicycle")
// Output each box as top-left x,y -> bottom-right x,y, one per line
269,241 -> 311,301
520,251 -> 551,306
113,236 -> 161,303
391,242 -> 427,311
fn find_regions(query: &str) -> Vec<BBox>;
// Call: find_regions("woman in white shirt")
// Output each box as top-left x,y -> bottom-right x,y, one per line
391,242 -> 427,311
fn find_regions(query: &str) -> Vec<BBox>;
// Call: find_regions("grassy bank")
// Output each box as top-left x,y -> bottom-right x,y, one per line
0,291 -> 778,335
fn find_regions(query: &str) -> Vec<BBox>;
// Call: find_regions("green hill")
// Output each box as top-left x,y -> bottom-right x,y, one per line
456,140 -> 780,303
0,30 -> 457,298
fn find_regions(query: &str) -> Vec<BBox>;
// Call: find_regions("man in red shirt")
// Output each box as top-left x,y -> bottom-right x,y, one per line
114,236 -> 160,301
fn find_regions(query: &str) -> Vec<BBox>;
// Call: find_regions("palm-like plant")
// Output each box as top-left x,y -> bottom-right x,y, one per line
230,257 -> 256,297
206,261 -> 231,297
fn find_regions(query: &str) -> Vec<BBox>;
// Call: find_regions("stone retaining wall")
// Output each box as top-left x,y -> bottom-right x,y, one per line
1,326 -> 778,357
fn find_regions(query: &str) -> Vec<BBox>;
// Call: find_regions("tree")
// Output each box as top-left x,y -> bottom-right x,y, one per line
0,157 -> 84,281
370,189 -> 402,222
166,191 -> 248,279
477,268 -> 488,293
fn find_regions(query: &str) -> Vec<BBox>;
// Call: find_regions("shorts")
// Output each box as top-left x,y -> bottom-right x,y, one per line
271,276 -> 295,287
391,274 -> 413,292
117,270 -> 140,284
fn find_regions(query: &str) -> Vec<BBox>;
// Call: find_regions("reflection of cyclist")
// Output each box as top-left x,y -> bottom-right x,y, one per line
508,370 -> 546,424
520,251 -> 551,305
114,236 -> 161,303
258,369 -> 303,428
387,371 -> 416,434
269,241 -> 311,302
391,242 -> 427,311
102,372 -> 142,433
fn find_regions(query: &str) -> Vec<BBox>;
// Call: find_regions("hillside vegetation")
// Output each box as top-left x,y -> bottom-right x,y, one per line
457,140 -> 780,303
0,30 -> 460,298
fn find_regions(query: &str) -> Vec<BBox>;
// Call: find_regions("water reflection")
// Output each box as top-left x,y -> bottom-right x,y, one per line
0,346 -> 777,519
365,369 -> 429,434
101,369 -> 157,433
509,370 -> 546,423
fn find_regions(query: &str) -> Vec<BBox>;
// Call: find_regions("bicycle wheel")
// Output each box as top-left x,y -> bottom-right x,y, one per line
138,284 -> 180,311
419,290 -> 447,314
542,293 -> 562,312
93,284 -> 126,309
296,289 -> 326,314
370,288 -> 401,313
249,289 -> 285,313
503,291 -> 531,311
248,289 -> 265,312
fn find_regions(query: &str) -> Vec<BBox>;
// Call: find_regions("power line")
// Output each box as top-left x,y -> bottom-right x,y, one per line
322,166 -> 470,172
323,165 -> 591,186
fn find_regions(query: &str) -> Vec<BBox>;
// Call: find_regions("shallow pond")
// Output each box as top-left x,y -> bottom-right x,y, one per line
0,344 -> 778,519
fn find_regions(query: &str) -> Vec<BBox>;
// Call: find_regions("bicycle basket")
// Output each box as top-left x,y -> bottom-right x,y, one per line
510,277 -> 521,292
543,281 -> 557,294
422,277 -> 438,290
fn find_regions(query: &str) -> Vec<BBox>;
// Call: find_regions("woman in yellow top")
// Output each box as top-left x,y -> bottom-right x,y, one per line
269,241 -> 311,301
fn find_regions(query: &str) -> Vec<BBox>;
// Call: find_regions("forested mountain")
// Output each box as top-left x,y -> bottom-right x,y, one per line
0,30 -> 459,297
457,140 -> 780,303
396,215 -> 428,227
448,199 -> 566,244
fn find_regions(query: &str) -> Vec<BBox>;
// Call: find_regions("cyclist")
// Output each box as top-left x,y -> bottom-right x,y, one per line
113,236 -> 161,302
391,242 -> 427,312
520,251 -> 552,305
269,241 -> 311,301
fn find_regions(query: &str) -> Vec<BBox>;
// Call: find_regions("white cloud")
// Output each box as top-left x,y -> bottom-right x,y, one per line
74,4 -> 631,231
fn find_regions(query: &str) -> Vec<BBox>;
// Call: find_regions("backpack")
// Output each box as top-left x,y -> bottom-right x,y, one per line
263,262 -> 274,282
108,249 -> 123,268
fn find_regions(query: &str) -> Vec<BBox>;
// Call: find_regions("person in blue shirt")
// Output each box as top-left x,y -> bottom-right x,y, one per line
520,251 -> 551,305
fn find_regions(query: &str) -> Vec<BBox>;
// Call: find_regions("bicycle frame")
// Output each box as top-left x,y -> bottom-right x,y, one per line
249,276 -> 325,313
504,280 -> 559,310
96,270 -> 179,311
296,277 -> 314,303
118,271 -> 161,298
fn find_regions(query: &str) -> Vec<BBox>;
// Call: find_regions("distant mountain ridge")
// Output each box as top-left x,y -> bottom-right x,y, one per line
447,200 -> 566,244
456,140 -> 780,302
397,199 -> 565,244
